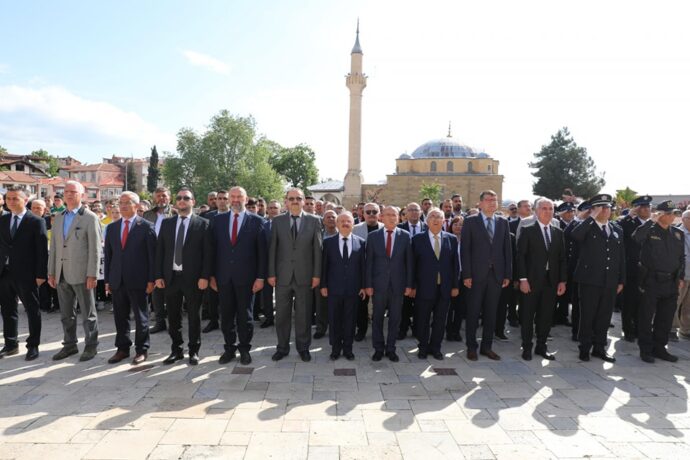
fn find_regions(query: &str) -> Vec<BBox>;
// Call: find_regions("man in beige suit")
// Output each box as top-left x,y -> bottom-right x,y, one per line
48,180 -> 102,361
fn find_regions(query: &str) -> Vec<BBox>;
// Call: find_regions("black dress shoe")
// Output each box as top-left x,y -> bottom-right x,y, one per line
432,351 -> 444,360
417,350 -> 427,359
354,332 -> 365,342
522,349 -> 532,361
313,331 -> 325,339
25,347 -> 39,361
260,318 -> 274,329
163,351 -> 184,364
397,331 -> 406,341
386,351 -> 399,362
202,321 -> 219,333
0,345 -> 19,358
344,352 -> 355,361
372,351 -> 383,362
591,349 -> 616,363
579,350 -> 590,361
653,349 -> 679,362
640,353 -> 655,364
239,351 -> 252,365
299,351 -> 311,362
150,323 -> 167,334
535,349 -> 556,361
329,352 -> 340,361
272,351 -> 287,361
495,332 -> 509,341
480,349 -> 501,361
218,352 -> 235,364
189,353 -> 199,365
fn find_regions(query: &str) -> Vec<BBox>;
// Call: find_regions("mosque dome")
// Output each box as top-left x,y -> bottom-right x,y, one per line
411,135 -> 489,159
398,153 -> 412,160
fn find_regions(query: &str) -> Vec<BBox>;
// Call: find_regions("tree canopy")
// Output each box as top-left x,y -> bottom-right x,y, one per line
419,182 -> 442,204
529,127 -> 605,200
30,149 -> 60,176
268,143 -> 319,190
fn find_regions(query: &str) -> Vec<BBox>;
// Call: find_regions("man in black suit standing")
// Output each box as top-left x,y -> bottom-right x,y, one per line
461,190 -> 512,361
155,188 -> 209,366
104,191 -> 156,365
516,198 -> 567,361
0,186 -> 48,360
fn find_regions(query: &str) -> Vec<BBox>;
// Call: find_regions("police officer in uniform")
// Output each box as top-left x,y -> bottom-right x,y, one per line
618,195 -> 653,342
563,200 -> 591,341
632,200 -> 685,363
569,194 -> 625,363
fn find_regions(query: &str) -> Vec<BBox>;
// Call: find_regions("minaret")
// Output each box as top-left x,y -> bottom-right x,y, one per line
343,21 -> 367,208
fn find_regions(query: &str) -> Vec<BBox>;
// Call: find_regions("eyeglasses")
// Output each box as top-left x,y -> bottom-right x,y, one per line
215,197 -> 228,200
176,196 -> 192,201
365,210 -> 379,215
287,197 -> 304,202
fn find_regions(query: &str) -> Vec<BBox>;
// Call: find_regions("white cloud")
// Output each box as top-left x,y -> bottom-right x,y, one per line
181,50 -> 231,75
0,84 -> 175,156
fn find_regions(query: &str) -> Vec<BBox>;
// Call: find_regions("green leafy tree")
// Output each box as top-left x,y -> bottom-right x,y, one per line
147,145 -> 160,193
419,182 -> 442,204
125,161 -> 137,192
615,187 -> 637,209
30,149 -> 60,176
529,127 -> 605,199
0,145 -> 7,157
163,110 -> 284,200
268,143 -> 319,190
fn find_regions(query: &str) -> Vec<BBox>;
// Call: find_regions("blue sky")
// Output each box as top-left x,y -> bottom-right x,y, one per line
2,1 -> 690,200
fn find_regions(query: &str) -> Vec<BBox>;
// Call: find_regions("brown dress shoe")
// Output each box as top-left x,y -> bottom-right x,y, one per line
107,350 -> 130,364
480,349 -> 501,361
132,352 -> 148,365
467,350 -> 478,361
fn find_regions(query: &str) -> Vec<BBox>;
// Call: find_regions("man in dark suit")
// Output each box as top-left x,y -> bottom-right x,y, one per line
259,199 -> 281,329
320,212 -> 366,360
104,192 -> 156,365
268,188 -> 322,362
206,186 -> 266,365
201,189 -> 229,333
411,208 -> 459,360
0,186 -> 48,360
397,202 -> 427,340
461,190 -> 512,361
366,206 -> 413,362
570,194 -> 625,363
155,188 -> 209,366
516,198 -> 567,361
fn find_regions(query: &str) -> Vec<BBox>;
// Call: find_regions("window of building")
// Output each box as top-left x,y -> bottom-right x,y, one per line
15,164 -> 25,171
88,190 -> 97,199
488,165 -> 492,172
447,161 -> 454,172
430,161 -> 437,172
468,161 -> 474,173
91,172 -> 96,182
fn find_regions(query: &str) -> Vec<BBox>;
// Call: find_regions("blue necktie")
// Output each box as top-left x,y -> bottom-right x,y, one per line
10,216 -> 18,239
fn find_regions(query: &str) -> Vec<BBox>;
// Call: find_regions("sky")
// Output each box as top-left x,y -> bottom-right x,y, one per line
1,0 -> 689,201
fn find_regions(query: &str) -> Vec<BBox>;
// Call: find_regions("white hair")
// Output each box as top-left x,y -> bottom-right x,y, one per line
120,191 -> 140,205
535,197 -> 554,209
65,180 -> 85,194
426,207 -> 444,219
682,210 -> 690,219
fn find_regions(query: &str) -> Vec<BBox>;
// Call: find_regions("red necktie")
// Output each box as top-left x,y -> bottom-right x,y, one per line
121,219 -> 130,249
231,213 -> 239,246
386,230 -> 392,258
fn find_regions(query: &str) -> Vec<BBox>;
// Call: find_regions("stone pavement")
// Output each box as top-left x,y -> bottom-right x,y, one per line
1,308 -> 689,460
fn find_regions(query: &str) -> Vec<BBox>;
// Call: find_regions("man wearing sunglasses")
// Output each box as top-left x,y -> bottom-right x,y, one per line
155,188 -> 209,365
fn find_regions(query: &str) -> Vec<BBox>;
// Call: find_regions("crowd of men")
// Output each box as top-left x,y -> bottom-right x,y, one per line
0,182 -> 687,368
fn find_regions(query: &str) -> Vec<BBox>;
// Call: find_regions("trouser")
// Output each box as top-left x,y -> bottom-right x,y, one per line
507,283 -> 519,325
638,280 -> 678,355
520,277 -> 556,350
261,284 -> 274,321
415,286 -> 450,354
151,286 -> 166,326
0,271 -> 41,349
165,273 -> 203,354
622,273 -> 640,338
495,283 -> 510,334
571,281 -> 580,337
399,296 -> 415,336
203,288 -> 219,323
218,281 -> 254,354
315,288 -> 329,334
555,280 -> 572,323
465,273 -> 502,352
372,287 -> 403,353
446,283 -> 466,337
96,279 -> 108,302
112,287 -> 149,354
328,295 -> 357,354
275,281 -> 313,354
38,282 -> 51,311
577,283 -> 616,353
356,295 -> 369,336
56,277 -> 98,348
677,280 -> 690,335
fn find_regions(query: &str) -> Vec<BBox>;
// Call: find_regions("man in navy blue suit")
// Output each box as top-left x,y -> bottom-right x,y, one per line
104,192 -> 156,365
206,186 -> 267,366
461,190 -> 512,361
410,208 -> 459,360
320,212 -> 366,360
366,206 -> 413,362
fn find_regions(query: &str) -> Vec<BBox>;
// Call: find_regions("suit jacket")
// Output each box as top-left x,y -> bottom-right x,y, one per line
155,214 -> 209,287
0,211 -> 48,282
365,227 -> 413,294
104,216 -> 156,290
48,206 -> 102,284
411,231 -> 459,300
352,221 -> 383,241
509,217 -> 521,235
570,217 -> 625,287
268,212 -> 322,286
398,221 -> 427,236
619,214 -> 645,273
205,211 -> 266,286
516,221 -> 567,290
320,234 -> 366,296
460,214 -> 513,283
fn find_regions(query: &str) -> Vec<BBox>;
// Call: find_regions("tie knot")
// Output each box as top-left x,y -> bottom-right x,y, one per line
234,213 -> 239,219
180,216 -> 187,221
387,230 -> 392,235
434,234 -> 439,240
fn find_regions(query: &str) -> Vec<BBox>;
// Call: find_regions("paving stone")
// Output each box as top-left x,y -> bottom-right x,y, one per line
84,429 -> 165,459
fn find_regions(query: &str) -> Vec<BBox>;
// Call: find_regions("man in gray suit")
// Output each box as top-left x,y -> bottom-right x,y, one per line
268,188 -> 322,362
48,180 -> 102,361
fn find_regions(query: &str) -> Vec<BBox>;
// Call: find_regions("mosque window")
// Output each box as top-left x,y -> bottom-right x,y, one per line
467,161 -> 473,173
430,161 -> 437,172
447,161 -> 454,172
488,165 -> 492,172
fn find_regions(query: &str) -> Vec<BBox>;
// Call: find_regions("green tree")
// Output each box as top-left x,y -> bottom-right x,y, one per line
419,182 -> 442,204
147,145 -> 160,193
163,110 -> 284,200
268,143 -> 319,190
125,161 -> 137,192
30,149 -> 60,176
615,187 -> 637,209
529,127 -> 605,199
0,145 -> 7,157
